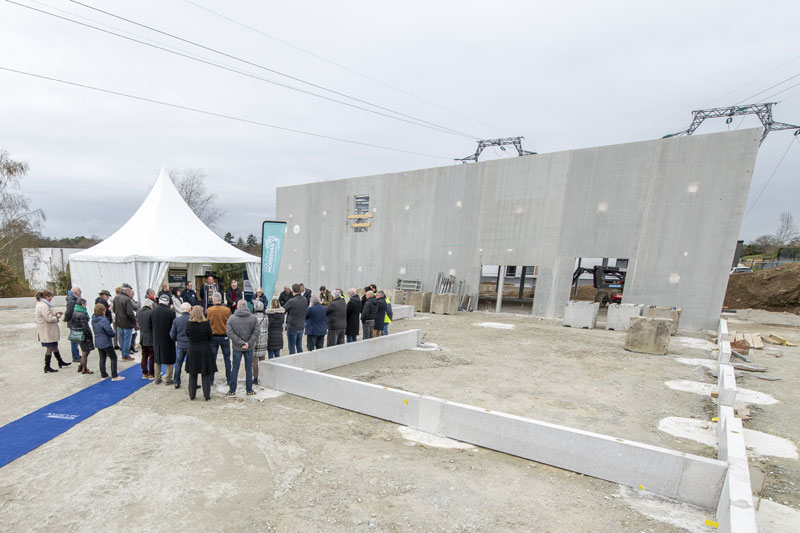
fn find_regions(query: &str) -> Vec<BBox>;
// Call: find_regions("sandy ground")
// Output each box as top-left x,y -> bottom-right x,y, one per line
0,306 -> 797,532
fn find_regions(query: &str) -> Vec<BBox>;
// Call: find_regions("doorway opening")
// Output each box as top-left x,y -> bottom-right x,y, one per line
479,264 -> 539,312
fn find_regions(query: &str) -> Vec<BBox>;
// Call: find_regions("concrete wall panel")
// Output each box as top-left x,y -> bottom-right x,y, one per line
277,130 -> 760,330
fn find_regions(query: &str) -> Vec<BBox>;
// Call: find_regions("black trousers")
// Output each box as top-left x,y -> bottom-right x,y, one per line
306,334 -> 325,351
98,346 -> 118,378
188,373 -> 212,400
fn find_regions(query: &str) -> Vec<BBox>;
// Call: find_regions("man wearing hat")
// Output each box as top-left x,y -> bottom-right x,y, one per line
113,283 -> 137,362
150,293 -> 177,384
95,290 -> 113,324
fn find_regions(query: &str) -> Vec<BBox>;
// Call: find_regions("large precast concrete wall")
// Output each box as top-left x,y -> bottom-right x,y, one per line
276,129 -> 760,330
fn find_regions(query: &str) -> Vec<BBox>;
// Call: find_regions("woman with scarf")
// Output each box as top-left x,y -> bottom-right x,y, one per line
34,290 -> 70,372
68,297 -> 95,374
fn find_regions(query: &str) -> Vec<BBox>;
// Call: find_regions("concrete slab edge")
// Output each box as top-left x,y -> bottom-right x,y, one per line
715,318 -> 757,533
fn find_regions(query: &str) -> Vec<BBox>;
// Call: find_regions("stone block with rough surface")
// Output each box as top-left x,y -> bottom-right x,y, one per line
430,293 -> 458,314
624,317 -> 671,355
406,291 -> 432,313
643,306 -> 682,335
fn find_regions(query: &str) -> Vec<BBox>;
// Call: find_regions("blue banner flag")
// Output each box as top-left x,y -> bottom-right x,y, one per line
261,220 -> 286,301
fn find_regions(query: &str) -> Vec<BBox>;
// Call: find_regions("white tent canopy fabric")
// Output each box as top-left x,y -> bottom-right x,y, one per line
70,168 -> 260,303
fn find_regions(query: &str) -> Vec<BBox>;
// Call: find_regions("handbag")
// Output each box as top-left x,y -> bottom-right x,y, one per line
68,328 -> 85,343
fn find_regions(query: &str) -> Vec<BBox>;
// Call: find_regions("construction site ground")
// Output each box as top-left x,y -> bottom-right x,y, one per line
0,306 -> 798,532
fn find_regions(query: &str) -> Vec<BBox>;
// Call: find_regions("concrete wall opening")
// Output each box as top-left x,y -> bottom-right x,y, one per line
570,257 -> 628,307
479,264 -> 539,312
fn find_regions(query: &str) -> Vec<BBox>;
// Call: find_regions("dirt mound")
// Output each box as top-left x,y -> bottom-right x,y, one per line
724,262 -> 800,314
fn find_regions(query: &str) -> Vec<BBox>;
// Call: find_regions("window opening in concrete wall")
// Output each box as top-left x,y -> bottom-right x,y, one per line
570,257 -> 628,308
353,194 -> 370,233
479,264 -> 539,312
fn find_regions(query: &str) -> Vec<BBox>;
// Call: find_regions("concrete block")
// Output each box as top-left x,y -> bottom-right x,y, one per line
430,293 -> 458,314
623,317 -> 671,355
718,319 -> 729,343
271,364 -> 422,427
563,301 -> 599,329
436,399 -> 726,509
717,364 -> 737,407
716,405 -> 735,445
404,291 -> 432,313
716,454 -> 757,533
606,303 -> 643,331
643,306 -> 682,335
270,329 -> 422,372
384,289 -> 405,305
391,304 -> 414,320
718,340 -> 731,365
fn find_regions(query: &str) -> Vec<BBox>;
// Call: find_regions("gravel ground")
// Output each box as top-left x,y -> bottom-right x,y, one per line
0,306 -> 797,532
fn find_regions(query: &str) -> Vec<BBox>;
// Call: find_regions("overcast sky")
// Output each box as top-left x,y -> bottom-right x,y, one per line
1,0 -> 798,243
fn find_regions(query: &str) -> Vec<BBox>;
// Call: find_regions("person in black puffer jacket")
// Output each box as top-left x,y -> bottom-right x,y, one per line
266,298 -> 285,359
345,289 -> 362,343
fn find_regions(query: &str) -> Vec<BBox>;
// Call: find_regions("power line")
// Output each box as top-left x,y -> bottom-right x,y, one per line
64,0 -> 482,140
743,136 -> 797,220
762,80 -> 800,102
702,54 -> 800,107
180,0 -> 515,135
0,65 -> 454,160
735,71 -> 800,105
8,0 -> 475,140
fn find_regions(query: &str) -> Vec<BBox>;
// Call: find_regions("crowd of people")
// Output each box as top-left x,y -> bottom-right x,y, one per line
33,277 -> 394,401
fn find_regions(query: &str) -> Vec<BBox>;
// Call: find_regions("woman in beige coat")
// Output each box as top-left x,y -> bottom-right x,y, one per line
35,290 -> 71,373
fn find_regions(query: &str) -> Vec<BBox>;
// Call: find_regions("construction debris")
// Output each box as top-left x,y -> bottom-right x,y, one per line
763,334 -> 797,347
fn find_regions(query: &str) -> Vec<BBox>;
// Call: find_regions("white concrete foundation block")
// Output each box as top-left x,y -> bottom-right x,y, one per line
716,405 -> 735,445
717,364 -> 737,407
384,289 -> 406,305
606,303 -> 644,331
624,317 -> 671,355
563,301 -> 599,329
718,319 -> 729,343
718,340 -> 732,366
716,455 -> 757,533
435,400 -> 725,509
270,329 -> 422,372
391,304 -> 414,320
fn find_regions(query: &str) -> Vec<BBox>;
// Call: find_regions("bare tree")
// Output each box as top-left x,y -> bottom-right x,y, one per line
775,211 -> 798,245
169,168 -> 225,229
0,150 -> 45,266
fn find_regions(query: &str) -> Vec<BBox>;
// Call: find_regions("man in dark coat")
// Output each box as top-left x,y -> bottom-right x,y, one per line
299,283 -> 312,305
181,281 -> 198,307
95,290 -> 113,323
138,299 -> 155,379
361,291 -> 377,340
345,289 -> 362,343
278,286 -> 292,307
225,280 -> 244,312
200,275 -> 221,313
373,291 -> 387,338
325,290 -> 346,346
113,284 -> 137,361
151,294 -> 177,384
284,283 -> 308,354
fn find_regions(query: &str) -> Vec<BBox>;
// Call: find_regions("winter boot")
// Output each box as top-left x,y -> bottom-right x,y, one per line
44,353 -> 58,373
55,352 -> 71,368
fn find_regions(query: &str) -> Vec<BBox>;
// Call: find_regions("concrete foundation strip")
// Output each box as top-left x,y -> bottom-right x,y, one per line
261,329 -> 727,509
715,318 -> 758,532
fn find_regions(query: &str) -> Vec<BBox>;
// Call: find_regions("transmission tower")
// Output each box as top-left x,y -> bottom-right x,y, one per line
664,103 -> 800,145
456,136 -> 536,163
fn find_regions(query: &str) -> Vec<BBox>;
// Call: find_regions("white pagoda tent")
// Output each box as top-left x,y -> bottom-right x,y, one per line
70,168 -> 260,302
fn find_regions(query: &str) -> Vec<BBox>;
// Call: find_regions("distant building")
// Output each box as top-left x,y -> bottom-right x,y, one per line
22,248 -> 85,290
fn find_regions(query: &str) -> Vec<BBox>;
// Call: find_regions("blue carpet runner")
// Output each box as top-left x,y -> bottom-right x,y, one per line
0,363 -> 151,468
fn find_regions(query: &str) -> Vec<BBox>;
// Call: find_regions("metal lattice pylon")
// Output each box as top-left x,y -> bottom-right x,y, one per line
456,136 -> 536,163
664,103 -> 800,145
